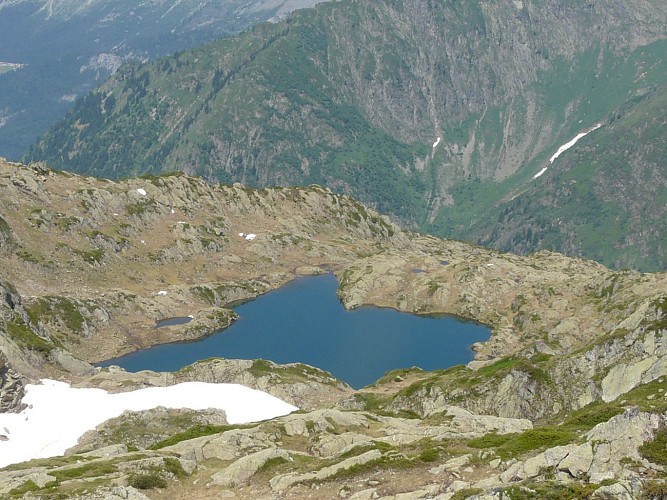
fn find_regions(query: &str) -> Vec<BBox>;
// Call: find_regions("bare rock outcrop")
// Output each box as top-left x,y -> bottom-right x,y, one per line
0,352 -> 24,413
210,447 -> 291,487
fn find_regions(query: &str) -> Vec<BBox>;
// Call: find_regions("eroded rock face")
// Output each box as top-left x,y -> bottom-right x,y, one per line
70,407 -> 229,453
0,352 -> 24,413
210,447 -> 291,487
471,407 -> 667,492
600,329 -> 667,402
84,358 -> 352,411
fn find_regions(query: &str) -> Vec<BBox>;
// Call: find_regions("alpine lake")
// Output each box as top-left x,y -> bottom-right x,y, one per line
100,274 -> 491,389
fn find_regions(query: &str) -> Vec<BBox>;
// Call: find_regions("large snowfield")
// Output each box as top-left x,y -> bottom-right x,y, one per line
0,379 -> 298,468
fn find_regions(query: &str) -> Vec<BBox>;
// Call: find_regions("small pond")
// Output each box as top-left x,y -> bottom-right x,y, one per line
99,274 -> 491,389
155,316 -> 193,328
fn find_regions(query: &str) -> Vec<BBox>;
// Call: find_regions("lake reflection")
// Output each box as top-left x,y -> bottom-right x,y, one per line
100,274 -> 490,388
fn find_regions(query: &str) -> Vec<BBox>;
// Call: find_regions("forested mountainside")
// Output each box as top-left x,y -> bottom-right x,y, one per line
0,0 -> 324,158
25,0 -> 667,270
0,160 -> 666,498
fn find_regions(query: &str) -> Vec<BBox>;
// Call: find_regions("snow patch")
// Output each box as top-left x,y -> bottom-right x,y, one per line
0,379 -> 297,468
157,290 -> 168,296
549,123 -> 602,164
533,123 -> 603,181
532,167 -> 548,180
136,188 -> 147,196
432,137 -> 441,148
245,233 -> 257,241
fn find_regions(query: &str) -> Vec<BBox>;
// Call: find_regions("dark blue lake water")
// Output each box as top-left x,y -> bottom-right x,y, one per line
100,274 -> 490,388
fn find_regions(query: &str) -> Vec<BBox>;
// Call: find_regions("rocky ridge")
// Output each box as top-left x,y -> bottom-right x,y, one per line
0,160 -> 664,498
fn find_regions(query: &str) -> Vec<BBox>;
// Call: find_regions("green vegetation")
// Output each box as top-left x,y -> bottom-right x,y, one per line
394,356 -> 552,406
642,480 -> 667,498
74,247 -> 104,265
465,81 -> 667,271
2,455 -> 92,472
319,452 -> 414,482
372,367 -> 425,386
499,481 -> 603,499
248,359 -> 340,386
49,462 -> 118,481
149,423 -> 249,450
16,249 -> 48,265
450,489 -> 484,500
6,318 -> 53,353
561,402 -> 624,431
463,378 -> 666,462
126,200 -> 158,217
128,472 -> 167,490
639,428 -> 667,466
8,480 -> 42,497
467,428 -> 575,460
418,446 -> 439,462
26,296 -> 86,333
349,392 -> 393,413
162,457 -> 189,479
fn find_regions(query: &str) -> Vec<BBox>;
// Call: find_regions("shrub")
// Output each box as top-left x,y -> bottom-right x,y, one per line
129,472 -> 167,490
9,480 -> 40,497
419,447 -> 439,462
163,457 -> 188,479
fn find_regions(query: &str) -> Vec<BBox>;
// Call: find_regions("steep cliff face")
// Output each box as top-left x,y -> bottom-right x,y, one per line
0,352 -> 23,413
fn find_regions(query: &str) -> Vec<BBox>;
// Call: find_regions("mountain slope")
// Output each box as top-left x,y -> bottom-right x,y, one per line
0,0 -> 325,158
25,0 -> 667,265
0,160 -> 665,498
466,84 -> 667,271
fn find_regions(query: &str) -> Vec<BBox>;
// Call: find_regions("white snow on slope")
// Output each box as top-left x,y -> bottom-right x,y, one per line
136,188 -> 147,196
549,123 -> 602,164
432,137 -> 441,148
533,123 -> 603,180
532,167 -> 548,180
0,379 -> 297,468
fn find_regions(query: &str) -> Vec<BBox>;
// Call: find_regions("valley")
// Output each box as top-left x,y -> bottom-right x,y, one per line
23,0 -> 667,270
